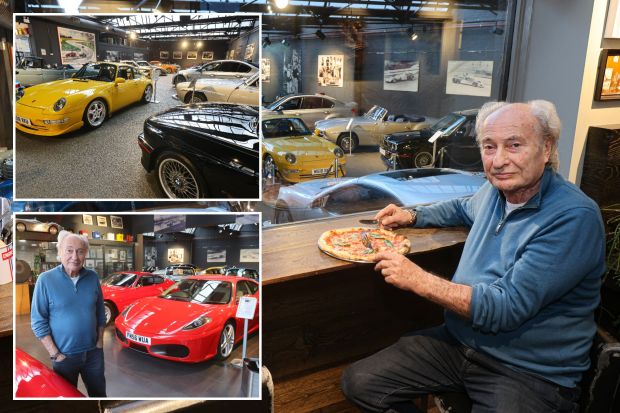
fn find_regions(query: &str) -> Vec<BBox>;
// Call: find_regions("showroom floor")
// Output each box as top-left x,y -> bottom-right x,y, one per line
15,313 -> 260,398
15,75 -> 180,199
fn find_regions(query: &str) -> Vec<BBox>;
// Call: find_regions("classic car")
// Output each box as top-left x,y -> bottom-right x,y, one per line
314,105 -> 428,152
102,271 -> 175,325
15,348 -> 85,397
175,72 -> 259,105
119,60 -> 156,77
197,266 -> 227,275
16,62 -> 153,136
149,60 -> 180,74
263,93 -> 358,126
15,218 -> 62,234
15,56 -> 79,87
224,267 -> 259,280
261,115 -> 346,183
136,60 -> 167,76
151,264 -> 199,281
138,103 -> 259,199
16,80 -> 24,99
114,275 -> 259,362
172,60 -> 258,85
272,168 -> 485,224
380,109 -> 482,171
452,74 -> 484,88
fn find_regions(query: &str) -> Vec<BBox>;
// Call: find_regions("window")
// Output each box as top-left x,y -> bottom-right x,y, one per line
219,61 -> 241,72
323,185 -> 400,215
301,97 -> 323,109
238,63 -> 253,73
321,98 -> 336,108
279,97 -> 301,110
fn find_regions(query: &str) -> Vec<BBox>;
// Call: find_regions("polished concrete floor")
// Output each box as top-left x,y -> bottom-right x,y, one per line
15,314 -> 259,398
16,76 -> 178,199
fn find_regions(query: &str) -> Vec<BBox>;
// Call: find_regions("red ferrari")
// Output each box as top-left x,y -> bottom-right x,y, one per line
114,275 -> 259,363
15,348 -> 85,397
102,271 -> 175,325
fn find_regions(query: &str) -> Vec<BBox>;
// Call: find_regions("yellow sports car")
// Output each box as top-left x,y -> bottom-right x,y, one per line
16,62 -> 153,136
262,115 -> 346,183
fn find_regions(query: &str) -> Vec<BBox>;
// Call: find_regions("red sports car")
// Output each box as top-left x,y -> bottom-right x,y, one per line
102,271 -> 175,325
114,275 -> 259,363
15,348 -> 85,398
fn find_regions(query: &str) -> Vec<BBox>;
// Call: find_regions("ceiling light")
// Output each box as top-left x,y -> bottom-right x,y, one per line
129,32 -> 137,40
315,29 -> 326,40
197,41 -> 203,47
406,27 -> 418,41
274,0 -> 288,9
105,25 -> 109,31
58,0 -> 82,13
182,40 -> 188,48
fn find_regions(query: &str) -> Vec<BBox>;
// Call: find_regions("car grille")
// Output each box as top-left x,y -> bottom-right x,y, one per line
151,344 -> 190,358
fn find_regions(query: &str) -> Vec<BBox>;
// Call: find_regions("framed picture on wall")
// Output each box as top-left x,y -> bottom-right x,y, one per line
187,51 -> 198,60
605,0 -> 620,39
594,49 -> 620,100
119,250 -> 126,261
445,60 -> 493,97
202,51 -> 214,60
85,259 -> 95,269
160,51 -> 169,59
244,42 -> 255,61
261,58 -> 270,83
383,60 -> 419,92
97,216 -> 108,227
168,248 -> 184,264
110,216 -> 123,229
207,249 -> 226,262
173,50 -> 182,59
240,248 -> 259,262
82,214 -> 93,225
317,55 -> 344,87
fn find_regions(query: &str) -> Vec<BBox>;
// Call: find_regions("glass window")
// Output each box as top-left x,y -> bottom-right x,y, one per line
102,272 -> 137,287
301,97 -> 323,109
323,185 -> 401,215
161,279 -> 232,304
238,62 -> 253,73
321,98 -> 335,108
219,61 -> 240,72
263,117 -> 311,138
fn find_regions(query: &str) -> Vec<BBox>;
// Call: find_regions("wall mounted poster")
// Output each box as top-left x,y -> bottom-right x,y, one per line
105,50 -> 119,62
97,216 -> 108,227
144,246 -> 156,268
202,51 -> 214,60
173,50 -> 182,59
283,49 -> 301,94
605,0 -> 620,38
82,214 -> 93,225
595,49 -> 620,100
160,51 -> 169,59
317,55 -> 343,87
207,249 -> 226,262
110,216 -> 123,229
384,60 -> 419,92
187,51 -> 198,59
168,248 -> 184,264
245,42 -> 256,61
57,26 -> 96,66
240,248 -> 259,262
446,60 -> 493,97
227,49 -> 236,60
261,58 -> 270,83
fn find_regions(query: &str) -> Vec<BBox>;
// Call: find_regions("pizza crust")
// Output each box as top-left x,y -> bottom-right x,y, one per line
318,227 -> 411,262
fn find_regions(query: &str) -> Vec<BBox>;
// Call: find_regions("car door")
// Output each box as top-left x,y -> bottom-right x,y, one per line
441,119 -> 482,171
278,97 -> 303,117
229,76 -> 259,105
110,66 -> 135,109
235,281 -> 260,332
125,67 -> 144,103
299,96 -> 327,125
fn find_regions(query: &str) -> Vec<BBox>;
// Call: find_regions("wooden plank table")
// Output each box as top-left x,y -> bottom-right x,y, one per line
0,283 -> 12,337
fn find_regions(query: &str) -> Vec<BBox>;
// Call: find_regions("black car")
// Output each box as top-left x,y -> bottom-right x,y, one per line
380,109 -> 482,171
138,103 -> 259,199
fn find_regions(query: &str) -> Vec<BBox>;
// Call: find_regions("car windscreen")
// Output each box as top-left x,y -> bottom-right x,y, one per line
102,273 -> 137,287
160,279 -> 232,304
74,63 -> 117,82
430,114 -> 466,135
263,118 -> 311,138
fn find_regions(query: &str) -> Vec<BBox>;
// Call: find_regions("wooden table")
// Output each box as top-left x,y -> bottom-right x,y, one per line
0,283 -> 12,337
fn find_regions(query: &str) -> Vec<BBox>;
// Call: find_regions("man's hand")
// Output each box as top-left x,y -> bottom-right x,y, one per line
374,251 -> 423,291
374,204 -> 413,230
55,353 -> 67,362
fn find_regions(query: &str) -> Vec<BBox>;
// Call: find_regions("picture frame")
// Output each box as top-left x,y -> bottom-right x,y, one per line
82,214 -> 93,225
244,42 -> 255,61
168,248 -> 184,264
317,55 -> 344,87
160,50 -> 169,59
605,0 -> 620,39
97,216 -> 108,227
202,51 -> 214,60
594,49 -> 620,101
110,216 -> 123,229
187,51 -> 198,60
240,248 -> 259,262
173,50 -> 182,60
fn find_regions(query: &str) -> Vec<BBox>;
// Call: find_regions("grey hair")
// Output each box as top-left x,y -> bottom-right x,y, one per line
475,100 -> 561,171
56,230 -> 89,259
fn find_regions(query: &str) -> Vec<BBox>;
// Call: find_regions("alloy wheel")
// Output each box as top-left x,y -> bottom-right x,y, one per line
86,100 -> 106,126
220,323 -> 235,358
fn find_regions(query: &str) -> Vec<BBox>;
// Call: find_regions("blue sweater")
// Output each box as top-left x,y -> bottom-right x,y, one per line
31,265 -> 106,355
414,167 -> 605,387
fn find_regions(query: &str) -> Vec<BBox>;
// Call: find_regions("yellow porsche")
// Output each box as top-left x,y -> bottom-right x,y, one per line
262,115 -> 346,183
16,62 -> 153,136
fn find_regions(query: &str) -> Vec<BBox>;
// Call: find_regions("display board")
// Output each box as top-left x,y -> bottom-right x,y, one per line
57,26 -> 96,66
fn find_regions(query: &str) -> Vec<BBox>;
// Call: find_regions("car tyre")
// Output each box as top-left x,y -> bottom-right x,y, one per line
216,322 -> 235,360
104,302 -> 117,326
337,133 -> 359,153
414,151 -> 433,168
173,74 -> 186,85
263,154 -> 278,181
141,85 -> 153,103
156,152 -> 207,199
185,92 -> 207,104
83,99 -> 107,129
16,222 -> 26,232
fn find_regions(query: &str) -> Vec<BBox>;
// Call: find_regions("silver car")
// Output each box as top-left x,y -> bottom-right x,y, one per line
263,94 -> 358,127
119,60 -> 153,77
272,168 -> 485,224
175,72 -> 259,105
15,57 -> 79,87
173,60 -> 258,85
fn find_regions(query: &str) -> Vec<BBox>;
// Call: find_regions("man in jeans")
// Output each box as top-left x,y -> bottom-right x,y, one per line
341,100 -> 605,412
31,230 -> 106,397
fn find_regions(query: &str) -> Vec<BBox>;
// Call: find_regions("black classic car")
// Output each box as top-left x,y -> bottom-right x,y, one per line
138,103 -> 259,198
379,109 -> 483,171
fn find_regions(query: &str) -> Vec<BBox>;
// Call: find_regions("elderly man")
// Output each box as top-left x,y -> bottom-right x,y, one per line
31,230 -> 107,397
341,100 -> 605,412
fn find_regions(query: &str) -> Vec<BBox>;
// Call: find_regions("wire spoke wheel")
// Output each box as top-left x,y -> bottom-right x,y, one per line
158,158 -> 200,198
414,152 -> 433,168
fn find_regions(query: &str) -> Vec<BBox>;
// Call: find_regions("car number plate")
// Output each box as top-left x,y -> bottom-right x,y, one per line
126,331 -> 151,345
16,116 -> 31,126
379,147 -> 387,156
312,168 -> 330,175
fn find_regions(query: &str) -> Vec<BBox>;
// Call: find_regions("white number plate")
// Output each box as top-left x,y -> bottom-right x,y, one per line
379,147 -> 387,156
16,116 -> 31,126
312,168 -> 329,175
126,331 -> 151,345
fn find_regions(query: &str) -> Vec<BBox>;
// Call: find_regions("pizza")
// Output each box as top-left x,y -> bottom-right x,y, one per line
318,227 -> 410,262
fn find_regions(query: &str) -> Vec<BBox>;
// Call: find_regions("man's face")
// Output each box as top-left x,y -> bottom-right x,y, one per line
61,236 -> 87,276
479,105 -> 551,202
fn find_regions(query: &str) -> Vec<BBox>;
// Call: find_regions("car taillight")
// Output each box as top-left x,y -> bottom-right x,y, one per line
351,108 -> 357,114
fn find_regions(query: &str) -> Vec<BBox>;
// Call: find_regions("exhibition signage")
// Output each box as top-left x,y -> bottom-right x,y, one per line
232,296 -> 257,367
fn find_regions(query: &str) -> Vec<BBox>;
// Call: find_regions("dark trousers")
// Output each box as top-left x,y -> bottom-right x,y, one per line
53,347 -> 107,397
341,325 -> 580,413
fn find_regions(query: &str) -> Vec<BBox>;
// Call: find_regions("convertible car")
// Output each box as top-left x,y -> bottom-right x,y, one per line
314,105 -> 428,152
262,115 -> 346,183
15,348 -> 85,397
16,62 -> 153,136
114,275 -> 259,362
102,271 -> 175,325
172,59 -> 258,85
15,56 -> 79,87
175,72 -> 259,105
138,103 -> 259,199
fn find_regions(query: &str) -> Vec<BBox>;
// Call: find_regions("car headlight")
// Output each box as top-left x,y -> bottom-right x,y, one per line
284,153 -> 297,164
182,316 -> 212,330
333,147 -> 344,158
121,303 -> 135,317
53,98 -> 66,112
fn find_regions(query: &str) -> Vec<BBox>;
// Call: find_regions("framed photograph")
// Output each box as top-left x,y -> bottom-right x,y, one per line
187,51 -> 198,60
160,50 -> 169,59
244,42 -> 255,61
173,50 -> 182,60
595,49 -> 620,100
82,214 -> 93,225
145,246 -> 157,267
97,216 -> 108,227
202,51 -> 214,60
240,248 -> 259,262
110,216 -> 123,229
119,250 -> 126,261
168,248 -> 184,264
605,0 -> 620,39
445,60 -> 493,97
57,26 -> 96,66
261,58 -> 270,83
85,259 -> 95,269
227,49 -> 235,60
384,60 -> 419,92
207,249 -> 226,262
317,55 -> 344,87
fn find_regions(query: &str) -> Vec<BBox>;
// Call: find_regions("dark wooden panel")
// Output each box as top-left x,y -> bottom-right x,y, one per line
580,126 -> 620,207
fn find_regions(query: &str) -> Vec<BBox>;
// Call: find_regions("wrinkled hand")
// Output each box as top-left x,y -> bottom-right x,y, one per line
374,204 -> 412,230
374,251 -> 423,292
55,353 -> 67,362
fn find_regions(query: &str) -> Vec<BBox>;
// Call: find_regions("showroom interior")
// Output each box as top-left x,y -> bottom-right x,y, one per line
13,212 -> 260,398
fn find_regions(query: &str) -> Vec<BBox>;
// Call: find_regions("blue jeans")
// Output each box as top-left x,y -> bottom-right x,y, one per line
341,325 -> 580,412
53,347 -> 106,397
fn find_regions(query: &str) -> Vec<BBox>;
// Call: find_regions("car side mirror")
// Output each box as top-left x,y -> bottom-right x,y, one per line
114,77 -> 126,84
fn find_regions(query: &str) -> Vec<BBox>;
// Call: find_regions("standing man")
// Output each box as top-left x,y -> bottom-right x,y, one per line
341,100 -> 605,412
31,230 -> 107,397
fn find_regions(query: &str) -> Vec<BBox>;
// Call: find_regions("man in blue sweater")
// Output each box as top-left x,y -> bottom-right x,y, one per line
31,230 -> 107,397
341,100 -> 605,412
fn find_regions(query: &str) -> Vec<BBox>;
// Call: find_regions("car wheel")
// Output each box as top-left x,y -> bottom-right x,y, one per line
337,133 -> 359,152
158,69 -> 166,76
141,85 -> 153,103
216,322 -> 236,360
156,152 -> 206,199
414,151 -> 433,168
83,99 -> 107,129
173,74 -> 186,85
104,302 -> 117,326
263,154 -> 278,180
185,92 -> 207,104
16,222 -> 26,232
48,225 -> 59,235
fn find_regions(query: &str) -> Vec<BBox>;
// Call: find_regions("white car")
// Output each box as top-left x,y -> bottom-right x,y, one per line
15,218 -> 63,235
175,72 -> 259,105
119,60 -> 157,77
173,60 -> 258,85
